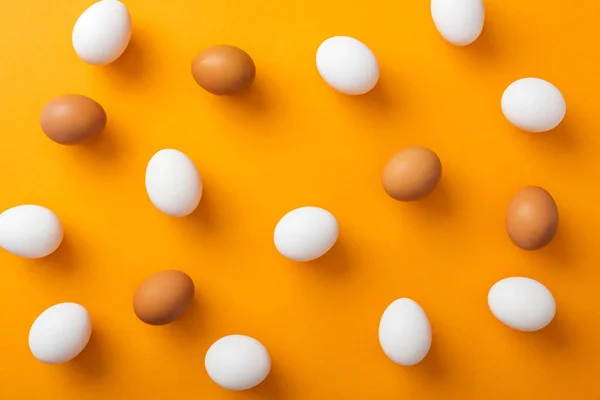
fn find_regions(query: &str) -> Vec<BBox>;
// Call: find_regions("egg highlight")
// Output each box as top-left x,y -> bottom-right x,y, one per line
205,334 -> 271,391
431,0 -> 485,46
0,205 -> 63,258
145,149 -> 203,217
488,277 -> 556,331
72,0 -> 132,65
316,36 -> 379,95
29,302 -> 92,364
379,298 -> 432,366
274,206 -> 339,262
501,78 -> 566,132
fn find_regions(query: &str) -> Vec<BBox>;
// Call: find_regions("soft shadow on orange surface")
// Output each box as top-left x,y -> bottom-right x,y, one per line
33,234 -> 78,277
308,238 -> 354,280
405,178 -> 457,222
183,181 -> 220,234
522,117 -> 580,154
104,35 -> 151,86
69,327 -> 109,379
525,314 -> 572,351
166,297 -> 204,341
535,219 -> 576,268
408,340 -> 447,383
242,364 -> 286,400
78,123 -> 127,164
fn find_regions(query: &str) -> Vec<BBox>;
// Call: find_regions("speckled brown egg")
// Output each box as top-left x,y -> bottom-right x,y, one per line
191,45 -> 256,95
40,94 -> 106,145
506,186 -> 558,250
382,147 -> 442,201
133,270 -> 195,326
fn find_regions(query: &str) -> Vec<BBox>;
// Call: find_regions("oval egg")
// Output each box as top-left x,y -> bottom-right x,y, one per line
205,334 -> 271,391
133,270 -> 195,326
72,0 -> 132,65
192,45 -> 256,95
488,277 -> 556,331
316,36 -> 379,95
379,298 -> 432,366
29,302 -> 92,364
274,206 -> 339,262
501,78 -> 566,132
0,205 -> 63,258
431,0 -> 485,46
40,94 -> 107,145
145,149 -> 203,217
506,186 -> 558,250
382,146 -> 442,201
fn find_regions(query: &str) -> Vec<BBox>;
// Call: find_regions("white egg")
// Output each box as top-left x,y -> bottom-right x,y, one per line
488,277 -> 556,331
0,205 -> 63,259
274,206 -> 338,262
145,149 -> 202,217
72,0 -> 132,65
378,298 -> 432,366
29,303 -> 92,364
205,335 -> 271,391
431,0 -> 485,46
501,78 -> 566,132
316,36 -> 379,95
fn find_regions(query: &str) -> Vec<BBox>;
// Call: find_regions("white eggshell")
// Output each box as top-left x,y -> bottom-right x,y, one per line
431,0 -> 485,46
379,298 -> 432,366
72,0 -> 132,65
0,205 -> 63,258
501,78 -> 566,132
145,149 -> 202,217
316,36 -> 379,95
274,206 -> 339,262
488,277 -> 556,331
29,303 -> 92,364
205,335 -> 271,391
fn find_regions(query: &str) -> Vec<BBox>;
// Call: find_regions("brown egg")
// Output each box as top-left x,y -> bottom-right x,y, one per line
191,45 -> 256,95
382,147 -> 442,201
505,186 -> 558,250
40,94 -> 106,145
133,270 -> 195,326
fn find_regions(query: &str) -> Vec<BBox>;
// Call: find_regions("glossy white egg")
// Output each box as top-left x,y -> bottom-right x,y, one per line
501,78 -> 566,132
316,36 -> 379,95
431,0 -> 485,46
205,335 -> 271,391
145,149 -> 202,217
379,298 -> 432,366
274,206 -> 338,262
0,205 -> 63,258
29,303 -> 92,364
72,0 -> 132,65
488,277 -> 556,331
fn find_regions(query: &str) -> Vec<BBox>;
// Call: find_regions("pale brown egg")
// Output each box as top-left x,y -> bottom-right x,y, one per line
505,186 -> 558,250
382,147 -> 442,201
133,270 -> 195,326
40,94 -> 106,145
191,45 -> 256,95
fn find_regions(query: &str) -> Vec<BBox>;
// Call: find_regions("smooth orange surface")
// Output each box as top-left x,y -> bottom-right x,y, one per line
1,0 -> 599,398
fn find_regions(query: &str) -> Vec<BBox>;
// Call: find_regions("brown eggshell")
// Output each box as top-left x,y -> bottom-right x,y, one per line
505,186 -> 558,250
40,94 -> 106,145
191,45 -> 256,95
133,270 -> 195,326
382,147 -> 442,201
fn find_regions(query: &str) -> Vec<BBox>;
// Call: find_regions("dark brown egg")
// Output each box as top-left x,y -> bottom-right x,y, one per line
191,45 -> 256,95
40,94 -> 106,145
505,186 -> 558,250
133,270 -> 195,326
382,147 -> 442,201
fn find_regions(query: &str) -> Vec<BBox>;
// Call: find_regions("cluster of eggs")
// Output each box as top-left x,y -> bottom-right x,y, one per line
2,0 -> 566,392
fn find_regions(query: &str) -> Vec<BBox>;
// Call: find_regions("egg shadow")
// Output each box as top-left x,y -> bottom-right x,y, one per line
69,326 -> 109,380
77,122 -> 125,164
456,14 -> 499,63
345,74 -> 400,117
104,34 -> 151,86
242,363 -> 286,400
405,331 -> 447,382
181,181 -> 220,234
33,234 -> 78,277
523,313 -> 572,352
404,178 -> 456,222
164,296 -> 204,342
306,238 -> 353,280
522,117 -> 580,154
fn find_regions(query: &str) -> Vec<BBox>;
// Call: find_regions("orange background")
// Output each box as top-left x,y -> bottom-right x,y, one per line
1,0 -> 599,398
